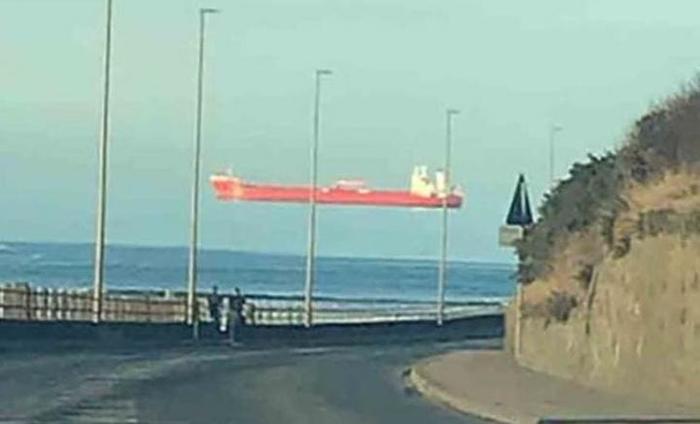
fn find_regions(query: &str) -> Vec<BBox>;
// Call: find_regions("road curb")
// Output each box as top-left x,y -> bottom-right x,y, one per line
409,352 -> 700,424
408,361 -> 536,424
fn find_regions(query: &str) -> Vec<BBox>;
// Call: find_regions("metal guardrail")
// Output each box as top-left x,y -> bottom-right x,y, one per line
0,282 -> 503,326
247,304 -> 503,326
0,283 -> 186,323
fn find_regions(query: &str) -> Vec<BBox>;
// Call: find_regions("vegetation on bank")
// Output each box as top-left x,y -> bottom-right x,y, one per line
517,77 -> 700,320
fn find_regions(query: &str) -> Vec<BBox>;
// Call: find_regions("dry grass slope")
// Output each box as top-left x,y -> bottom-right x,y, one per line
517,77 -> 700,321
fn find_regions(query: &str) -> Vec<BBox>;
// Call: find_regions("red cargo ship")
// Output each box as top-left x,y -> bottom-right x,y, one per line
210,166 -> 463,209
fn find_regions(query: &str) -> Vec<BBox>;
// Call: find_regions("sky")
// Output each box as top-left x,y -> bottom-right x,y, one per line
2,0 -> 700,263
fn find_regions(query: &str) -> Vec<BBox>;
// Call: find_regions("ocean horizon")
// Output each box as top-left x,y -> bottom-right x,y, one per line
0,241 -> 515,306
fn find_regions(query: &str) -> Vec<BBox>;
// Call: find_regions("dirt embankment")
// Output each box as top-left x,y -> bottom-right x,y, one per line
512,170 -> 700,406
514,234 -> 700,406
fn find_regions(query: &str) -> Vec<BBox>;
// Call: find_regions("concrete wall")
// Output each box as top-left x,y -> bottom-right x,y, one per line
513,234 -> 700,407
0,314 -> 503,351
239,313 -> 503,348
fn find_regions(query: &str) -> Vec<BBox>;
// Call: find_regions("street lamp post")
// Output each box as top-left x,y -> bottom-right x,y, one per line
187,7 -> 220,338
303,69 -> 332,328
92,0 -> 114,324
549,124 -> 563,188
437,108 -> 459,326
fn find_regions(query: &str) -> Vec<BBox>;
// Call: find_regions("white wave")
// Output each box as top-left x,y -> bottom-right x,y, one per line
37,260 -> 93,268
0,244 -> 16,254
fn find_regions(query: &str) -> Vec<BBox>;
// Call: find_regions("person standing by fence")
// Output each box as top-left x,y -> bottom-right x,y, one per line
208,286 -> 222,332
245,301 -> 256,326
229,287 -> 246,344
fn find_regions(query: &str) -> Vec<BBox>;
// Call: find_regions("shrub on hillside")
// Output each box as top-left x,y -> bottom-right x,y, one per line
546,291 -> 578,323
517,76 -> 700,285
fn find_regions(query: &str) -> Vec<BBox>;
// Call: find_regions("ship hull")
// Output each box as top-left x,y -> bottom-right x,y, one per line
210,176 -> 462,208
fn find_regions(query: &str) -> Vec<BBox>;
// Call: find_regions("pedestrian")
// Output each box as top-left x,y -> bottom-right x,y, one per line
245,301 -> 256,326
208,285 -> 222,331
229,287 -> 246,345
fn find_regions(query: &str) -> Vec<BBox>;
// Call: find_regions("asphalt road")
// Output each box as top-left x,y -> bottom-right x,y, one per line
0,341 -> 498,423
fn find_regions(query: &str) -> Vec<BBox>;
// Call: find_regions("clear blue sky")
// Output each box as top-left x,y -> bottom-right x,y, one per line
2,0 -> 699,262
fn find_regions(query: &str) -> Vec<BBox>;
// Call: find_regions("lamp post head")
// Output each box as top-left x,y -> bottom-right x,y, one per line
551,124 -> 563,133
447,108 -> 460,116
316,69 -> 333,77
201,8 -> 221,15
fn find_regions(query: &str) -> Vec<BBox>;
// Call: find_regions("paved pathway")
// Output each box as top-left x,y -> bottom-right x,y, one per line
411,350 -> 700,424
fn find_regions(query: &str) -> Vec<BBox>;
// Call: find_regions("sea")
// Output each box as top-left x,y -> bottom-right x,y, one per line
0,241 -> 515,310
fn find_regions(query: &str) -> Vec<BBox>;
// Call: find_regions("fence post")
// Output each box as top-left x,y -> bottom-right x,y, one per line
36,287 -> 44,320
67,290 -> 75,321
34,287 -> 41,320
0,284 -> 5,320
55,289 -> 63,320
183,297 -> 188,323
112,295 -> 119,322
103,293 -> 110,322
40,287 -> 47,320
62,289 -> 70,320
127,294 -> 134,322
42,287 -> 49,320
25,285 -> 33,320
47,288 -> 55,320
79,290 -> 89,321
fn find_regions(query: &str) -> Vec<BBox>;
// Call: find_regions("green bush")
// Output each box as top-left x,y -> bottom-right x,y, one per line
546,291 -> 579,323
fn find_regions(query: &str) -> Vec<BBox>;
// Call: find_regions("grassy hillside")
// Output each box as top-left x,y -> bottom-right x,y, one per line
517,77 -> 700,320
